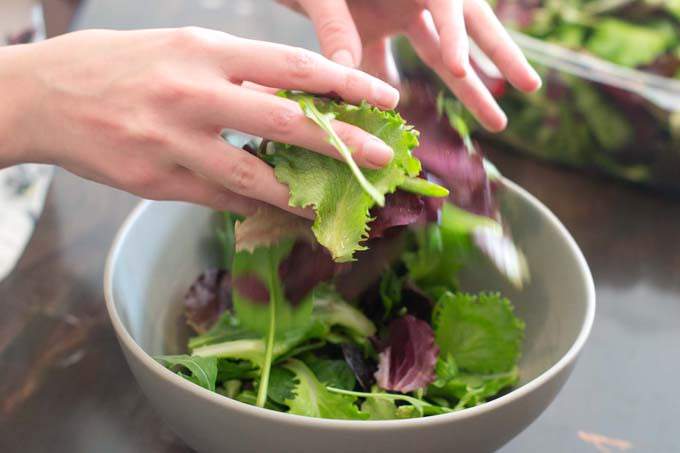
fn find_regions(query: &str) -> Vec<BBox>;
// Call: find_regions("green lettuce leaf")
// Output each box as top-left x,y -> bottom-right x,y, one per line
155,355 -> 218,392
231,207 -> 316,407
433,292 -> 525,374
327,387 -> 451,417
429,355 -> 519,410
282,359 -> 368,419
586,18 -> 677,67
268,93 -> 421,262
304,356 -> 356,391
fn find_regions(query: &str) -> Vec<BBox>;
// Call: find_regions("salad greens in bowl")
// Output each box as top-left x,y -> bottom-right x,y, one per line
104,93 -> 594,453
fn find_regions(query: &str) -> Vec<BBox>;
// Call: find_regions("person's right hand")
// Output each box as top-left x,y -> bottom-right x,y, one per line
0,28 -> 400,217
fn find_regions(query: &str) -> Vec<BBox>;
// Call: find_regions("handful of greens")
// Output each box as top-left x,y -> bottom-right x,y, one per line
157,94 -> 527,419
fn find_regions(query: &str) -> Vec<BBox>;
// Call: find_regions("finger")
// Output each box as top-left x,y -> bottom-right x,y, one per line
407,12 -> 507,131
360,38 -> 401,88
297,0 -> 362,68
240,81 -> 279,95
176,138 -> 314,219
428,0 -> 469,78
224,39 -> 399,110
464,0 -> 541,92
275,0 -> 306,16
208,85 -> 394,169
154,167 -> 265,216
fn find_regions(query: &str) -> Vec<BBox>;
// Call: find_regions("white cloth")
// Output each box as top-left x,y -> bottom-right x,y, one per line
0,0 -> 52,281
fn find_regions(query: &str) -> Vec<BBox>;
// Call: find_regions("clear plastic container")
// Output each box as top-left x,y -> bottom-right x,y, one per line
394,31 -> 680,192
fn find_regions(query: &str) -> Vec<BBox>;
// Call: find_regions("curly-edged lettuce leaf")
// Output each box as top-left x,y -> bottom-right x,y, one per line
375,315 -> 439,393
433,292 -> 524,374
268,93 -> 422,262
429,355 -> 518,409
282,359 -> 368,419
155,355 -> 218,392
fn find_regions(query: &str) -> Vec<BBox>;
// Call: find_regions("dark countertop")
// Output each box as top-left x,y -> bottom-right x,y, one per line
1,1 -> 678,451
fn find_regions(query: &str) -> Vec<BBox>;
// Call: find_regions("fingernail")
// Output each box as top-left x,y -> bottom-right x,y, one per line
372,82 -> 400,110
364,138 -> 394,168
529,68 -> 542,92
331,49 -> 355,67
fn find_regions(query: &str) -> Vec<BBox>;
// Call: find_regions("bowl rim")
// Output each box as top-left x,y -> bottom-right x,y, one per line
104,178 -> 595,430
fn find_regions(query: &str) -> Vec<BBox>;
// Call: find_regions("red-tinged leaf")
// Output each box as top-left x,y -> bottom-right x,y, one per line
184,268 -> 231,334
399,83 -> 499,218
375,315 -> 439,393
278,240 -> 337,305
368,191 -> 424,239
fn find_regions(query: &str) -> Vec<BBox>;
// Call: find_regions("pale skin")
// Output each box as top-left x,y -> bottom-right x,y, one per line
0,2 -> 540,217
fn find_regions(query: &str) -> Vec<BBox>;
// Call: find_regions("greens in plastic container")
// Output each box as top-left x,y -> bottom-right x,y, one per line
156,93 -> 527,420
395,0 -> 680,193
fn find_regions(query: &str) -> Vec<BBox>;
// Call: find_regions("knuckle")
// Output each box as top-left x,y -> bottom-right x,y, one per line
119,166 -> 160,195
265,104 -> 299,137
285,47 -> 317,79
151,74 -> 197,104
171,26 -> 207,47
226,156 -> 257,193
317,18 -> 350,41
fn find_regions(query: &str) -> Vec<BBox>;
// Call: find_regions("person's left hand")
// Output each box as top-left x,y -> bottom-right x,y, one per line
279,0 -> 541,132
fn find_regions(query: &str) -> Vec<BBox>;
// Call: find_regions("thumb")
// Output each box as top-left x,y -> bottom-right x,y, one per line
299,0 -> 362,67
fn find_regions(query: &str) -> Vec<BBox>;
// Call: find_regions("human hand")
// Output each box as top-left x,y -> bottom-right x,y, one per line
279,0 -> 541,131
1,28 -> 400,216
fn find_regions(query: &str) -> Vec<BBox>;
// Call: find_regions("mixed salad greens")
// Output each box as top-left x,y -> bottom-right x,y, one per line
156,92 -> 527,420
395,0 -> 680,193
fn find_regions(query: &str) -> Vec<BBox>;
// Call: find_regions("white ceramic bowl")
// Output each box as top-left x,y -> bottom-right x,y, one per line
104,179 -> 595,453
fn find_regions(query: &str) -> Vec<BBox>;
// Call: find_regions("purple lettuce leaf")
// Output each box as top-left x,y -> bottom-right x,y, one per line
368,190 -> 424,239
184,268 -> 232,334
399,83 -> 499,219
375,315 -> 439,393
278,240 -> 337,305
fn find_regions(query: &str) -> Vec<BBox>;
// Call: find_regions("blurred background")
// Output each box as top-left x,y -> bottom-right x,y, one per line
0,1 -> 678,452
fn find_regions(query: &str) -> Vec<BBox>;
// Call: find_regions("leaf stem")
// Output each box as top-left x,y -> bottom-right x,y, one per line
298,97 -> 385,206
256,254 -> 279,407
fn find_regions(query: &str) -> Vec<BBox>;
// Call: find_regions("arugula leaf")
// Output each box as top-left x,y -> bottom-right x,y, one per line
269,93 -> 421,262
282,359 -> 368,419
155,355 -> 218,392
433,292 -> 524,374
304,356 -> 356,391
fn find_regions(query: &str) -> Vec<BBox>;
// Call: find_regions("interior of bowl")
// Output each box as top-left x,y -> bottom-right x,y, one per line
108,181 -> 592,390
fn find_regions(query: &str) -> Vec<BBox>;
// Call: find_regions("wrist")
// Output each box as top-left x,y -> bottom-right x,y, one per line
0,44 -> 44,167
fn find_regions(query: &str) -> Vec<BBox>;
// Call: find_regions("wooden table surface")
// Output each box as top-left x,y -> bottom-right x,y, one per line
1,1 -> 679,452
